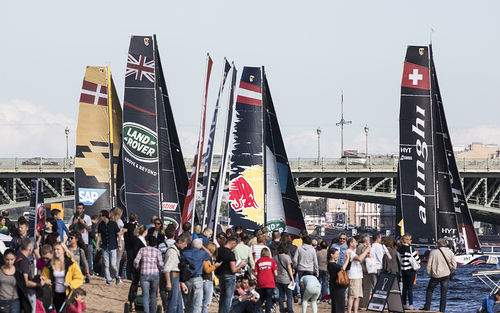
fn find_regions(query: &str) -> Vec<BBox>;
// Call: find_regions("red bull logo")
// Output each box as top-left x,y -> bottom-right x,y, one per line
229,176 -> 259,211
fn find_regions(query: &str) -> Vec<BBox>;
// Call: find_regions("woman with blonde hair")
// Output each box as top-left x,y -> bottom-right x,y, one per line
201,242 -> 221,313
397,234 -> 420,310
110,207 -> 125,278
41,242 -> 84,312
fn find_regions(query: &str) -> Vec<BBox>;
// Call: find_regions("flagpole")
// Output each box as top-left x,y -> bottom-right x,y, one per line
190,53 -> 212,234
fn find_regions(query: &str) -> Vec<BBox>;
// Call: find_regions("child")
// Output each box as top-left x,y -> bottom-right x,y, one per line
65,288 -> 87,313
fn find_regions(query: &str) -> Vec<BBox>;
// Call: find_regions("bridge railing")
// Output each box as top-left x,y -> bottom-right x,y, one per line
1,156 -> 500,172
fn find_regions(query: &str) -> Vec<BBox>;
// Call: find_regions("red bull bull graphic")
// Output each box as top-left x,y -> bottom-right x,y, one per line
229,175 -> 260,211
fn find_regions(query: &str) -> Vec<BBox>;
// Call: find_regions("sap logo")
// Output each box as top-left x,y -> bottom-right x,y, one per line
78,188 -> 106,206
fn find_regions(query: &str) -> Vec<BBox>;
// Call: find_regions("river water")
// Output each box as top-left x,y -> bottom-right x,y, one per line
410,262 -> 495,312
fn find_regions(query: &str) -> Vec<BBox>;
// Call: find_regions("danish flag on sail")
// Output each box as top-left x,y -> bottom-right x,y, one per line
79,81 -> 108,106
180,54 -> 213,232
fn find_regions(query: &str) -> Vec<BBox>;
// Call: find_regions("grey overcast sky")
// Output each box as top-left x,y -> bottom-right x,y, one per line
1,1 -> 499,158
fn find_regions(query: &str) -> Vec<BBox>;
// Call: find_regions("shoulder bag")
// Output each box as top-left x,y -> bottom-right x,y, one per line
278,255 -> 295,290
437,248 -> 455,280
336,267 -> 350,287
408,246 -> 421,271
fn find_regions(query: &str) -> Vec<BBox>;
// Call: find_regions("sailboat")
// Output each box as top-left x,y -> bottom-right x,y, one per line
396,45 -> 482,264
122,35 -> 188,227
75,66 -> 122,218
228,66 -> 305,236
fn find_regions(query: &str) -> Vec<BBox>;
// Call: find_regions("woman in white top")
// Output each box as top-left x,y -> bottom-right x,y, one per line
111,207 -> 125,278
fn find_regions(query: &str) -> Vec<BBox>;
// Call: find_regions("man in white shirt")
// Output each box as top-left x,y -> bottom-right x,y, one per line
346,237 -> 370,313
69,203 -> 92,280
370,232 -> 391,287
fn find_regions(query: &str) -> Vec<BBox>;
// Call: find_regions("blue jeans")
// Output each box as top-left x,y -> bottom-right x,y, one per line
103,249 -> 118,283
319,270 -> 328,299
167,273 -> 183,313
202,280 -> 214,313
257,288 -> 274,313
277,283 -> 294,313
424,276 -> 449,312
183,276 -> 203,313
141,273 -> 160,313
0,299 -> 20,313
88,243 -> 94,275
219,274 -> 236,313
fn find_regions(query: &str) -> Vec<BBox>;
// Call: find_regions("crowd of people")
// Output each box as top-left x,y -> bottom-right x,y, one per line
0,206 -> 460,313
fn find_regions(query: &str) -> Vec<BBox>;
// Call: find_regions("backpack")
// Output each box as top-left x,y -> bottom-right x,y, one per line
167,246 -> 193,283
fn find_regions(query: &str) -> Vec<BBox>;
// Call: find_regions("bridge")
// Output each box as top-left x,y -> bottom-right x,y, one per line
1,156 -> 500,224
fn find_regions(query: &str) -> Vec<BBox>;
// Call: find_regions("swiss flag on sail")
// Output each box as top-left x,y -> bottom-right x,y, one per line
401,62 -> 430,90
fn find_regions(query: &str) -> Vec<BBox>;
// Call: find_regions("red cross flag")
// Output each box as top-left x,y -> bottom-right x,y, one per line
79,80 -> 108,106
401,62 -> 430,90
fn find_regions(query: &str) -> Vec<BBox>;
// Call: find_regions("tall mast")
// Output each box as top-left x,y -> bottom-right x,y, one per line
106,65 -> 115,208
336,90 -> 351,157
262,66 -> 267,227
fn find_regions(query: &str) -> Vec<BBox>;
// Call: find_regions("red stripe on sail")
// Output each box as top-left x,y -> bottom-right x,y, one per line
133,184 -> 159,197
124,101 -> 156,116
239,81 -> 262,93
286,218 -> 304,229
236,95 -> 262,106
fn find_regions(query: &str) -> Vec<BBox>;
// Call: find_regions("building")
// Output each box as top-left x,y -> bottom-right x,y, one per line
355,202 -> 381,230
454,143 -> 499,159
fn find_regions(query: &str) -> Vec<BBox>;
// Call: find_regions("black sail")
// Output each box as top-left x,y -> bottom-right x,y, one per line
262,74 -> 305,236
398,46 -> 437,245
154,35 -> 188,228
430,46 -> 481,251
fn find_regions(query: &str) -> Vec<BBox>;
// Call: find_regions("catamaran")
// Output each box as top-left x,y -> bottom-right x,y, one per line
227,66 -> 306,236
75,66 -> 122,218
122,35 -> 188,227
396,45 -> 482,265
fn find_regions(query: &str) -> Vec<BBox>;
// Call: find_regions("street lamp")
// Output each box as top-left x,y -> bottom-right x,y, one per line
65,126 -> 70,163
316,127 -> 322,164
364,124 -> 369,159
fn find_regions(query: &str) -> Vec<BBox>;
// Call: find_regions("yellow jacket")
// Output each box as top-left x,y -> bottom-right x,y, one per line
41,256 -> 84,296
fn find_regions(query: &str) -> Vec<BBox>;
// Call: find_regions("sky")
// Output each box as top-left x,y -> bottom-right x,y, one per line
1,1 -> 499,158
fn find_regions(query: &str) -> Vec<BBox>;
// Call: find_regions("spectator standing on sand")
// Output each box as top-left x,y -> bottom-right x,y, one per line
356,235 -> 371,309
201,242 -> 220,313
251,234 -> 267,263
382,238 -> 401,280
69,203 -> 92,277
316,240 -> 329,301
268,231 -> 281,257
255,247 -> 278,313
370,232 -> 392,286
128,225 -> 147,310
164,234 -> 190,313
328,247 -> 351,313
293,236 -> 318,278
300,273 -> 321,313
215,236 -> 247,313
422,238 -> 457,313
51,209 -> 69,243
37,217 -> 59,247
1,248 -> 32,313
134,235 -> 163,313
346,237 -> 370,313
41,242 -> 84,312
233,233 -> 254,274
88,215 -> 98,275
67,231 -> 90,283
181,238 -> 210,313
331,233 -> 348,265
123,213 -> 138,280
398,234 -> 420,310
275,243 -> 295,313
96,210 -> 121,285
110,207 -> 125,278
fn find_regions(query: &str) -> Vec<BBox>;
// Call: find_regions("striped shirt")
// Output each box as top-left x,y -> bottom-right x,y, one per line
134,246 -> 164,275
398,244 -> 420,271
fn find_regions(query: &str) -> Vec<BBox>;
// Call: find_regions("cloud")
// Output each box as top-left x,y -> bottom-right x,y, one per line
0,99 -> 74,158
451,125 -> 500,146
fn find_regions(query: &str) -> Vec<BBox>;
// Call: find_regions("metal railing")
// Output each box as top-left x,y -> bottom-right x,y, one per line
0,156 -> 499,172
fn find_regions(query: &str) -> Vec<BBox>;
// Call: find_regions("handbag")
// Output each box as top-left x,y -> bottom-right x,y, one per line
336,269 -> 350,287
408,246 -> 421,271
437,248 -> 455,280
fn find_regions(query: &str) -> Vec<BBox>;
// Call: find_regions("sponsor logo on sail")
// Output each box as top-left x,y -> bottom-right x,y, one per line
162,217 -> 179,230
412,104 -> 428,224
123,122 -> 158,163
162,202 -> 177,211
229,176 -> 259,211
78,188 -> 106,206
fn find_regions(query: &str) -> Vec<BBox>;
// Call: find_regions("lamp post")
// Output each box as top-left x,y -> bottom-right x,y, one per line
364,124 -> 369,159
65,126 -> 70,165
316,127 -> 321,164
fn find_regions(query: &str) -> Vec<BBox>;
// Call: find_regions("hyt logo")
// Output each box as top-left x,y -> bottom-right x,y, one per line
78,188 -> 106,206
123,122 -> 158,163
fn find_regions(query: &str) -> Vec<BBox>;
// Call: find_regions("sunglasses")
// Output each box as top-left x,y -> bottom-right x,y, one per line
68,237 -> 75,240
155,222 -> 162,225
339,237 -> 347,240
